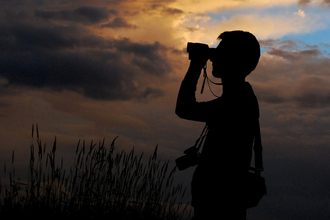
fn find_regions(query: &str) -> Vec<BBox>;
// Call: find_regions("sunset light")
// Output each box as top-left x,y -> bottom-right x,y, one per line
1,0 -> 330,219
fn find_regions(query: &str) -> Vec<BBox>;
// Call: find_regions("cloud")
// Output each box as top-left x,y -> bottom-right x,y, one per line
162,7 -> 184,15
298,0 -> 330,6
34,7 -> 117,25
293,75 -> 330,108
169,0 -> 298,13
101,17 -> 137,29
176,11 -> 325,48
294,9 -> 306,18
251,39 -> 330,109
298,0 -> 312,6
0,17 -> 171,101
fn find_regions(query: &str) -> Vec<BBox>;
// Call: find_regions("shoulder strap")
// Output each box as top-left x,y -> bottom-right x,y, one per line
183,124 -> 208,155
196,124 -> 208,151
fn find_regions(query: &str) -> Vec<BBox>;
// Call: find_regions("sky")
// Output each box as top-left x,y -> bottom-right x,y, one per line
1,0 -> 330,219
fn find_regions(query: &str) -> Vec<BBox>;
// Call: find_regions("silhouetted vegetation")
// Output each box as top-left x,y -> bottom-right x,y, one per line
0,125 -> 191,219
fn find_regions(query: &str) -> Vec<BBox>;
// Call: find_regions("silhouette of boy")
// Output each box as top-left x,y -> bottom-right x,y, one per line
176,30 -> 260,219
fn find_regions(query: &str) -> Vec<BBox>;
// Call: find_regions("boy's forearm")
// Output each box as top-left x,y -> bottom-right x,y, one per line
183,61 -> 204,82
175,61 -> 203,118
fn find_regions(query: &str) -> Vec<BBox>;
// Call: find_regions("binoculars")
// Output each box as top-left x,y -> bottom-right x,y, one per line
187,42 -> 217,61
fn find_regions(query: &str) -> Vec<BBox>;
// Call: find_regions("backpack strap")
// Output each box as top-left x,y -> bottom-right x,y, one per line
183,124 -> 208,155
196,124 -> 208,151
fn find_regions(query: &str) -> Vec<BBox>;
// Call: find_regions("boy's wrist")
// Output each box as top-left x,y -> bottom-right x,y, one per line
189,59 -> 207,70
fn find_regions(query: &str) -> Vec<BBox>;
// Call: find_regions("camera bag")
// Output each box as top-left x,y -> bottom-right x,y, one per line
175,120 -> 266,208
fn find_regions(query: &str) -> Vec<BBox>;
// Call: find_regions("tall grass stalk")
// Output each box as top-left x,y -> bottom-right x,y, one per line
0,124 -> 191,219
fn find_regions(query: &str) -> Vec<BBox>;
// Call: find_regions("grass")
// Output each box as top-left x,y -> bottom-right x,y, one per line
0,124 -> 191,219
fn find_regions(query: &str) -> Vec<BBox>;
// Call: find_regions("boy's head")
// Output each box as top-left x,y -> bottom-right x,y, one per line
210,30 -> 260,79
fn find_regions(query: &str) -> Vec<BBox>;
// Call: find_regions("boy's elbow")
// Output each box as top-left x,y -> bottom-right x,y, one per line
175,105 -> 186,119
176,107 -> 193,120
175,106 -> 183,118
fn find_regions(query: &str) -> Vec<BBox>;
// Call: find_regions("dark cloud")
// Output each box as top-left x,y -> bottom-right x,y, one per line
0,17 -> 172,101
253,39 -> 330,109
101,17 -> 137,29
1,0 -> 125,7
35,7 -> 117,25
162,7 -> 184,15
185,27 -> 200,32
253,84 -> 288,104
297,0 -> 311,6
260,39 -> 318,52
149,4 -> 184,15
298,0 -> 330,6
293,76 -> 330,108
